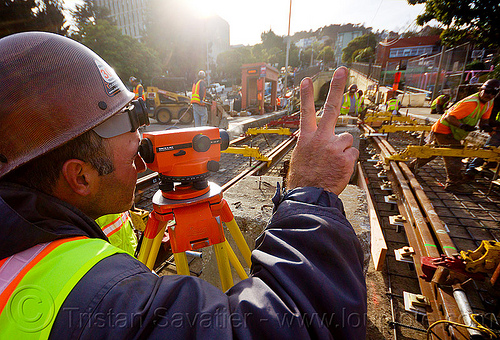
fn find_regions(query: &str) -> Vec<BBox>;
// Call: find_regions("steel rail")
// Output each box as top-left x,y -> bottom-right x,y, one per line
362,125 -> 467,340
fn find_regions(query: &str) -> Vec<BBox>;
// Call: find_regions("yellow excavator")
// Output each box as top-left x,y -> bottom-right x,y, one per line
145,76 -> 193,124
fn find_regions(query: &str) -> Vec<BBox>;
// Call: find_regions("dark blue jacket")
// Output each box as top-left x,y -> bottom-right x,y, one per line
0,182 -> 366,339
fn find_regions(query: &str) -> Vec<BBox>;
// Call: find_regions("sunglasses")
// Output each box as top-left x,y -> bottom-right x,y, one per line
93,99 -> 150,138
483,88 -> 499,96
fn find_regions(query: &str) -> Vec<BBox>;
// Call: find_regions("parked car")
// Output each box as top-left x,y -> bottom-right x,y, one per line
208,83 -> 225,95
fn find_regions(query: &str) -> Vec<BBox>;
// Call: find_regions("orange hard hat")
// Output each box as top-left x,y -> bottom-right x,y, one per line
0,32 -> 134,178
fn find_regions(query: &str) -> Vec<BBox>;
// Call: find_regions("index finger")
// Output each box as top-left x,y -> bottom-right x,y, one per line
299,77 -> 317,134
317,67 -> 348,134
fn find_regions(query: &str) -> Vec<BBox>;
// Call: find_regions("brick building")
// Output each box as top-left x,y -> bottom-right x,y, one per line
376,35 -> 442,70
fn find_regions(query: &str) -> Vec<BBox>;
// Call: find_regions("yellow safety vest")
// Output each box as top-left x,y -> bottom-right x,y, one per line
0,237 -> 125,339
340,93 -> 360,115
133,84 -> 145,101
431,95 -> 449,110
95,212 -> 138,256
387,98 -> 400,111
440,93 -> 492,140
191,80 -> 205,106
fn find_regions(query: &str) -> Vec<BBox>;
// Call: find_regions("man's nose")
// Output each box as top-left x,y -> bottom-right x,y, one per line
135,154 -> 147,173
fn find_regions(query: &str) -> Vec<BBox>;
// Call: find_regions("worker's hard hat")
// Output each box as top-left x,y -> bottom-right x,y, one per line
481,79 -> 500,92
0,31 -> 134,178
348,84 -> 358,91
198,70 -> 206,78
129,76 -> 137,83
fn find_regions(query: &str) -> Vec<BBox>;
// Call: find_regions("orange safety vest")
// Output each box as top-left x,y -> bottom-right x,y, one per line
0,237 -> 125,338
191,80 -> 205,106
133,83 -> 145,101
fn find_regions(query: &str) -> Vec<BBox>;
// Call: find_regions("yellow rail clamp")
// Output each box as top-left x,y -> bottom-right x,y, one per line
364,110 -> 393,118
461,240 -> 500,274
385,145 -> 500,163
246,127 -> 291,136
222,146 -> 271,165
379,125 -> 432,133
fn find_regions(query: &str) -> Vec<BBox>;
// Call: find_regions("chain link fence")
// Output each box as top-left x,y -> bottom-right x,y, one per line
405,43 -> 471,99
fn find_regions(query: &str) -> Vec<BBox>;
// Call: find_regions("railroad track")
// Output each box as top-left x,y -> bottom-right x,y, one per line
359,125 -> 500,339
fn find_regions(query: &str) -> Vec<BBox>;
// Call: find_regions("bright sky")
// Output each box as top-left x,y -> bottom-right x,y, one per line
63,0 -> 428,46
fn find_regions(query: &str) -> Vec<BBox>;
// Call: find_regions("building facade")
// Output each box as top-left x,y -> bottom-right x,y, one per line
94,0 -> 148,40
334,30 -> 364,65
376,35 -> 441,70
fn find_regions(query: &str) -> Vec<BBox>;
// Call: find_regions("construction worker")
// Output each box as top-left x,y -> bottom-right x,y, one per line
0,33 -> 365,338
465,87 -> 500,178
430,93 -> 450,115
191,70 -> 208,126
340,84 -> 361,116
408,79 -> 498,193
129,76 -> 145,101
357,89 -> 367,120
95,212 -> 138,256
386,93 -> 401,115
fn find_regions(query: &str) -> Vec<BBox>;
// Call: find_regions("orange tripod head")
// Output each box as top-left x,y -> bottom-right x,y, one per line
139,127 -> 230,196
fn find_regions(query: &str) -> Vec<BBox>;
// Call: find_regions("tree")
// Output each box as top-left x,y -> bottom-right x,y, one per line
261,29 -> 284,51
0,0 -> 68,38
353,47 -> 375,63
318,46 -> 335,66
408,0 -> 500,47
342,33 -> 378,63
216,46 -> 254,84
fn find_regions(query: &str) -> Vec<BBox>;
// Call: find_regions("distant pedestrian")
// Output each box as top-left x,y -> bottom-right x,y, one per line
430,93 -> 450,115
191,70 -> 208,127
340,84 -> 361,116
357,89 -> 367,119
386,93 -> 401,115
129,76 -> 145,101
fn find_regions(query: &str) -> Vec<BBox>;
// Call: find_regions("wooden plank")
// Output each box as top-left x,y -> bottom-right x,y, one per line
357,163 -> 387,271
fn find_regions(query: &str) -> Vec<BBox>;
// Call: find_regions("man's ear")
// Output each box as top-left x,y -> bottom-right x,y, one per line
61,159 -> 98,196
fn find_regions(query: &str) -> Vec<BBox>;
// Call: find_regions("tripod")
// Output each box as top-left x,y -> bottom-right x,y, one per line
137,181 -> 252,291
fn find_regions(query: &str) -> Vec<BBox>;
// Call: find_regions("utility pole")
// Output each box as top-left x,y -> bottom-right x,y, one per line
284,0 -> 292,95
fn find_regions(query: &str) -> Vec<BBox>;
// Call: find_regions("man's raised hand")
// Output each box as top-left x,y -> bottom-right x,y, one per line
287,67 -> 359,195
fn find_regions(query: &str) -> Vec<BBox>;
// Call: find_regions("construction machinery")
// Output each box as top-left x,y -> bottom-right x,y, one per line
145,86 -> 193,124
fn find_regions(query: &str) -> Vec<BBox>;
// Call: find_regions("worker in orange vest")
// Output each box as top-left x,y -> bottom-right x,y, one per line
129,76 -> 145,101
191,70 -> 208,126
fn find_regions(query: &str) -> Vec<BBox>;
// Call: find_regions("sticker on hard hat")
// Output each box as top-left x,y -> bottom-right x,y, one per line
94,59 -> 121,97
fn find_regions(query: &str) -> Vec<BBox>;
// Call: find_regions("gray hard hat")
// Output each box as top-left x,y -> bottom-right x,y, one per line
0,31 -> 134,178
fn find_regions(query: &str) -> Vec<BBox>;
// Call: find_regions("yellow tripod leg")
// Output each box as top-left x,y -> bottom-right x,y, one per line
138,236 -> 153,265
224,240 -> 248,280
213,242 -> 233,291
225,218 -> 252,267
138,215 -> 160,266
145,221 -> 167,270
174,252 -> 190,275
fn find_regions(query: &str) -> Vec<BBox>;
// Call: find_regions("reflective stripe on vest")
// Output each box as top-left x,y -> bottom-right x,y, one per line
191,80 -> 204,106
96,212 -> 138,256
133,84 -> 145,101
387,98 -> 400,111
0,237 -> 125,338
100,212 -> 131,237
440,93 -> 492,140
